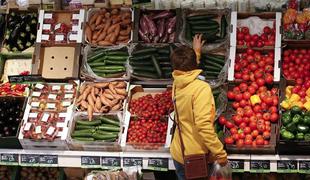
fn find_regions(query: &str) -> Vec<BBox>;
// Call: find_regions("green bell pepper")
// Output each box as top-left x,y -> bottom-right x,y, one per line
296,133 -> 304,140
291,106 -> 302,115
297,124 -> 309,133
282,115 -> 291,126
283,110 -> 292,118
304,133 -> 310,141
286,122 -> 297,133
303,116 -> 310,125
281,129 -> 295,140
292,114 -> 302,124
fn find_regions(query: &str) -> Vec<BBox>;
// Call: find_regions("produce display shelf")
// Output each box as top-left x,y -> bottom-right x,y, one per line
0,149 -> 309,173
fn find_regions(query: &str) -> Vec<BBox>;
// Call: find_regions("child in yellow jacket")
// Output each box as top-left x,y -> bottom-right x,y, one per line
170,34 -> 227,180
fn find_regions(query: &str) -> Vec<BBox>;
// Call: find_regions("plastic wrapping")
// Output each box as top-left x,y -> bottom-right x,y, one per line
16,0 -> 29,8
209,162 -> 232,180
214,85 -> 228,121
238,17 -> 274,35
178,8 -> 231,51
251,0 -> 288,12
86,167 -> 142,180
81,45 -> 130,81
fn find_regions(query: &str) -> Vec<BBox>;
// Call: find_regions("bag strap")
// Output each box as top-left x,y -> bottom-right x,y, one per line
173,85 -> 186,160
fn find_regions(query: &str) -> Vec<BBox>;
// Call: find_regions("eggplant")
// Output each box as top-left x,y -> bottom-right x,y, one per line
152,10 -> 174,20
169,32 -> 176,43
139,15 -> 148,35
157,19 -> 165,38
143,15 -> 157,36
138,29 -> 151,43
167,16 -> 176,34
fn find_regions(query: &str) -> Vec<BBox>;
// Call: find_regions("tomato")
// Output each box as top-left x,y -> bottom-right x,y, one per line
272,97 -> 279,106
239,83 -> 248,92
265,74 -> 274,84
250,115 -> 258,123
243,92 -> 251,100
235,93 -> 243,102
247,48 -> 255,55
230,127 -> 238,134
232,115 -> 243,125
244,127 -> 251,134
239,122 -> 247,130
242,74 -> 250,81
263,26 -> 271,34
232,102 -> 240,109
269,106 -> 278,113
239,99 -> 248,107
219,116 -> 227,125
252,140 -> 257,147
256,78 -> 265,87
239,132 -> 246,139
238,40 -> 245,46
243,117 -> 250,124
264,140 -> 269,145
236,108 -> 245,116
263,131 -> 271,139
253,105 -> 262,113
227,91 -> 235,100
242,27 -> 249,34
250,82 -> 259,90
251,130 -> 259,138
249,121 -> 257,131
271,88 -> 278,95
245,138 -> 252,145
257,40 -> 264,48
264,96 -> 273,105
233,133 -> 240,141
245,34 -> 251,42
224,137 -> 234,144
248,86 -> 256,95
270,113 -> 278,123
252,34 -> 259,41
257,124 -> 266,133
245,134 -> 253,140
256,138 -> 264,145
237,32 -> 244,40
236,139 -> 244,148
225,121 -> 235,129
244,108 -> 254,118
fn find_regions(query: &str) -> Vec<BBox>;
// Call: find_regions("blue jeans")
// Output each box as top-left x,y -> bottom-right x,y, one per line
173,159 -> 185,180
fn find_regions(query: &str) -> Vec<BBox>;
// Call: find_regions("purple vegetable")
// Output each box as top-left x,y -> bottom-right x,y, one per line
168,32 -> 175,43
143,15 -> 157,36
167,16 -> 176,34
139,29 -> 151,43
160,32 -> 169,43
152,10 -> 173,20
154,36 -> 160,43
139,16 -> 148,35
158,19 -> 165,38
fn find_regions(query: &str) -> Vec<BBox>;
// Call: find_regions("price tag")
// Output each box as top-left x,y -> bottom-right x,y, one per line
31,102 -> 40,107
52,85 -> 61,91
62,101 -> 71,107
277,160 -> 298,173
147,158 -> 168,171
299,161 -> 310,174
123,157 -> 143,167
64,84 -> 73,90
39,155 -> 58,166
48,94 -> 57,100
46,103 -> 56,109
64,94 -> 73,99
0,154 -> 18,165
32,92 -> 41,97
101,157 -> 121,169
41,113 -> 49,122
250,160 -> 270,173
35,84 -> 44,89
81,156 -> 101,168
229,160 -> 244,172
20,154 -> 40,166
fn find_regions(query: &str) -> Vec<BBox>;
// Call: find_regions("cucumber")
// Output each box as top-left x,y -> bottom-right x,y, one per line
98,116 -> 120,127
92,133 -> 117,140
156,56 -> 170,61
76,119 -> 102,126
104,55 -> 128,61
89,56 -> 106,63
158,49 -> 170,55
188,20 -> 219,26
133,71 -> 159,79
162,66 -> 172,72
151,56 -> 163,78
73,137 -> 95,141
93,69 -> 125,74
106,51 -> 128,56
220,15 -> 227,39
191,24 -> 219,31
206,71 -> 220,77
204,65 -> 221,72
206,55 -> 225,66
72,131 -> 93,138
205,75 -> 218,79
130,55 -> 152,61
105,60 -> 126,65
185,22 -> 192,41
75,125 -> 94,130
205,60 -> 223,69
132,66 -> 156,72
88,52 -> 105,62
132,48 -> 157,56
159,62 -> 171,66
89,62 -> 106,67
92,65 -> 125,70
97,125 -> 120,132
192,29 -> 219,35
187,14 -> 218,21
163,71 -> 172,78
0,55 -> 5,76
96,130 -> 118,135
73,129 -> 95,134
129,61 -> 152,66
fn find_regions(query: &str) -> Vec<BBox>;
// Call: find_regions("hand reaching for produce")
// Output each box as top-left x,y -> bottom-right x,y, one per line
193,34 -> 205,64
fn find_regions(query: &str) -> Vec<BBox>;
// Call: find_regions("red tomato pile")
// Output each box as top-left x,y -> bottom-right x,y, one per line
237,26 -> 275,47
127,90 -> 173,145
222,82 -> 279,147
234,48 -> 274,84
0,82 -> 27,96
282,49 -> 310,83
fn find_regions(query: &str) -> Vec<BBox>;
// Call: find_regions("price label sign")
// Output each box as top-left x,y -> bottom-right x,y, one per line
277,160 -> 298,173
299,161 -> 310,174
101,157 -> 121,169
39,155 -> 58,167
147,158 -> 168,171
229,160 -> 244,172
0,154 -> 18,165
20,154 -> 40,166
81,156 -> 101,168
123,157 -> 143,167
250,160 -> 270,173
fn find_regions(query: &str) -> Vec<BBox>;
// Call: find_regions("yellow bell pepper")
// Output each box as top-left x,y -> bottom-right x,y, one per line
290,101 -> 304,108
281,100 -> 291,110
304,101 -> 310,111
286,86 -> 294,97
306,96 -> 310,102
307,88 -> 310,97
289,93 -> 301,103
250,95 -> 261,105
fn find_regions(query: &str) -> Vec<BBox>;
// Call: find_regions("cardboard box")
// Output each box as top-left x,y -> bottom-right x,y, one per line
227,46 -> 281,82
121,85 -> 174,152
229,11 -> 282,48
32,43 -> 81,80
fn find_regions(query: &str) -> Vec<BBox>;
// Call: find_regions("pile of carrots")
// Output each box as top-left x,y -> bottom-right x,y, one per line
85,8 -> 132,46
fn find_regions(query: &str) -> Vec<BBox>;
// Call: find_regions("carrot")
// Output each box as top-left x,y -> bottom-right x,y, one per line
104,33 -> 113,41
95,24 -> 105,30
98,40 -> 113,46
112,15 -> 121,24
85,23 -> 92,42
89,13 -> 99,25
112,93 -> 125,100
87,104 -> 93,121
109,32 -> 118,44
111,9 -> 119,15
91,87 -> 96,101
103,19 -> 111,32
82,86 -> 92,100
100,106 -> 109,113
109,83 -> 117,94
92,29 -> 102,40
110,99 -> 119,107
115,81 -> 126,88
107,23 -> 120,34
90,24 -> 96,31
81,100 -> 88,109
96,30 -> 107,42
117,35 -> 128,41
99,9 -> 106,15
103,92 -> 114,100
121,18 -> 131,26
95,97 -> 102,109
105,89 -> 113,94
94,88 -> 99,95
95,82 -> 109,88
102,18 -> 106,23
105,12 -> 111,19
122,12 -> 131,19
100,95 -> 112,107
95,15 -> 104,26
87,94 -> 95,107
119,26 -> 131,36
116,39 -> 129,44
94,107 -> 100,113
115,88 -> 127,96
115,24 -> 121,35
111,103 -> 121,111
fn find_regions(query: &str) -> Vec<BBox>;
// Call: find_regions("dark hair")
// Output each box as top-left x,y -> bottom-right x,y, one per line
170,46 -> 198,71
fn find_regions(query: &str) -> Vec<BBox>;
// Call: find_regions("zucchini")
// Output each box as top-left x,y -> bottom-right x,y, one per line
105,60 -> 126,65
205,60 -> 223,69
129,61 -> 152,66
163,71 -> 172,78
106,51 -> 128,56
191,24 -> 219,31
132,66 -> 156,72
98,116 -> 120,127
0,55 -> 5,76
205,75 -> 218,79
89,62 -> 106,67
151,56 -> 163,78
220,15 -> 227,39
92,133 -> 117,140
133,71 -> 159,79
73,137 -> 95,141
76,119 -> 102,126
75,125 -> 94,130
132,48 -> 157,56
97,125 -> 120,132
187,14 -> 218,21
73,129 -> 95,134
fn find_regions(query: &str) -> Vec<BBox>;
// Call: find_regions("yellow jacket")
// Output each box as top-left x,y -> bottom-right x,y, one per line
170,69 -> 227,164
